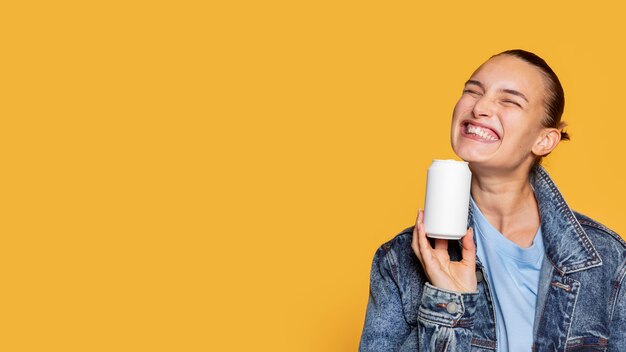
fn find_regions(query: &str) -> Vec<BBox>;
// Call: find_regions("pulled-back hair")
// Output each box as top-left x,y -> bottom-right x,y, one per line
494,50 -> 569,166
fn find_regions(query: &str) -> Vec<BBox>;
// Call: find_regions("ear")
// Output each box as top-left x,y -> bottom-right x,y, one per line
532,128 -> 561,157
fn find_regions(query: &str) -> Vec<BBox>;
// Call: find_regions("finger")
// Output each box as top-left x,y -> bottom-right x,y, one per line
460,228 -> 476,265
412,223 -> 432,281
411,209 -> 424,267
417,209 -> 432,252
434,238 -> 448,251
411,221 -> 423,263
417,213 -> 434,263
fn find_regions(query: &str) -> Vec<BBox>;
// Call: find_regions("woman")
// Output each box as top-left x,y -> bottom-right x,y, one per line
359,50 -> 626,351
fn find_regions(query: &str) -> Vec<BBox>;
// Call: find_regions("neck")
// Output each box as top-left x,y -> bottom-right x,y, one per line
471,168 -> 540,247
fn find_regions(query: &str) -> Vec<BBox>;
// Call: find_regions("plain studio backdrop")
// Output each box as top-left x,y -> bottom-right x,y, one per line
1,1 -> 625,351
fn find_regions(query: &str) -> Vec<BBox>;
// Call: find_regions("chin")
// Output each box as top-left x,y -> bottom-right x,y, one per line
454,151 -> 489,164
451,140 -> 496,163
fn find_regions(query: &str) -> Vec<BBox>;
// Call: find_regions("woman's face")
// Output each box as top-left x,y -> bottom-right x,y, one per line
450,54 -> 550,173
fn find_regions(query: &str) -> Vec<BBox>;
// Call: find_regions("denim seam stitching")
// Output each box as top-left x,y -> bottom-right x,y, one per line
417,307 -> 462,321
417,312 -> 457,328
538,169 -> 602,273
566,336 -> 609,349
609,262 -> 626,322
577,219 -> 626,249
566,279 -> 581,346
471,338 -> 497,349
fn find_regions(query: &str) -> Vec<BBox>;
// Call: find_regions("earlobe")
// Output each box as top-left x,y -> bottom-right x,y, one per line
532,129 -> 561,157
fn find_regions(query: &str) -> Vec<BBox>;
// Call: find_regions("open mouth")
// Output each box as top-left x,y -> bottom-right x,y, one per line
462,122 -> 500,142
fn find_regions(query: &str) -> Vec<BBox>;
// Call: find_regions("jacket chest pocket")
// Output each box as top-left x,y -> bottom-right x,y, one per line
565,336 -> 608,351
533,275 -> 582,350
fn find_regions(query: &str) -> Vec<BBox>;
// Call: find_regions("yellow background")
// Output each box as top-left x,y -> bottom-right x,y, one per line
2,1 -> 626,351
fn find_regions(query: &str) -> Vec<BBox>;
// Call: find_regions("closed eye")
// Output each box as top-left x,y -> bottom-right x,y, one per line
503,100 -> 522,108
463,89 -> 482,95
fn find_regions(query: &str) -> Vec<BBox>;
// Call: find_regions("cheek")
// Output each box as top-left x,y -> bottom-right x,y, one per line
502,123 -> 539,153
453,97 -> 475,117
451,101 -> 465,123
451,98 -> 475,133
451,103 -> 463,134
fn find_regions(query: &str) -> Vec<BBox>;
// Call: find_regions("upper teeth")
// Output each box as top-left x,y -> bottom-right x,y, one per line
467,124 -> 498,141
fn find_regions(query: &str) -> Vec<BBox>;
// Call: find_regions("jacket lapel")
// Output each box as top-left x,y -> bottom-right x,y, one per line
531,167 -> 602,275
531,167 -> 601,350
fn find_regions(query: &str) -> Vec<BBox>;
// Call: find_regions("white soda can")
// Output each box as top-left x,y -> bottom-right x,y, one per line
424,160 -> 472,239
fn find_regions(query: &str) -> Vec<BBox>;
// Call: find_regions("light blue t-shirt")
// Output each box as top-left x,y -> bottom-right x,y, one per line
470,197 -> 545,352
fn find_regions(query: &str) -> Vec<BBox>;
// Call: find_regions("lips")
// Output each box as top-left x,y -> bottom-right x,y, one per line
461,121 -> 500,142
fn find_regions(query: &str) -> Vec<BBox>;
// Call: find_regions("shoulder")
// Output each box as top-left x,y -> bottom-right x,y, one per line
573,211 -> 626,249
572,212 -> 626,319
375,226 -> 416,269
371,226 -> 426,286
573,211 -> 626,273
379,226 -> 414,253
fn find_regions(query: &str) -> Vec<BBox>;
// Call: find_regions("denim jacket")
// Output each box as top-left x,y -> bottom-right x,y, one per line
360,167 -> 626,351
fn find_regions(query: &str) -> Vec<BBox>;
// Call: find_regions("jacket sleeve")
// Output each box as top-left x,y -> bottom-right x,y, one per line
360,243 -> 478,351
360,245 -> 413,351
608,269 -> 626,351
418,283 -> 478,351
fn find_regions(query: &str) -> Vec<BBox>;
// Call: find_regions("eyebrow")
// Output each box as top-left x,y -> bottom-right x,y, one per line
465,80 -> 529,103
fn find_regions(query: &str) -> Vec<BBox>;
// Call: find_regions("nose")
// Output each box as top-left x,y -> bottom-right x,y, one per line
472,95 -> 494,119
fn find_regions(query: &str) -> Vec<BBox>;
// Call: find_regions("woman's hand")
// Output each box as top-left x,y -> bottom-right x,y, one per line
411,209 -> 477,293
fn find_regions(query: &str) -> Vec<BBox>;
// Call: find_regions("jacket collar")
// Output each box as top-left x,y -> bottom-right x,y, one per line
467,166 -> 602,275
530,166 -> 602,274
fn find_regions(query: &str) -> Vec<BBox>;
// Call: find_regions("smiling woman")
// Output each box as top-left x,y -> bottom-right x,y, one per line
450,52 -> 563,177
359,50 -> 626,351
455,50 -> 570,170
